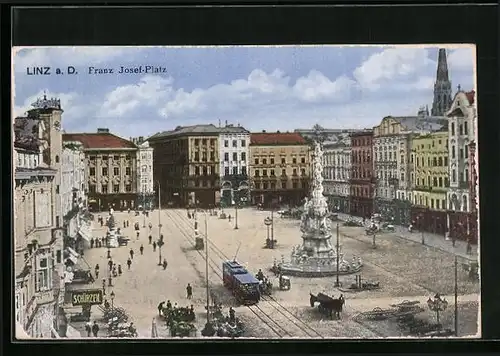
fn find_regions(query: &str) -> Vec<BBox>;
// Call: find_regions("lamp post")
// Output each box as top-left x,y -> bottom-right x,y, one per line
264,217 -> 272,248
335,223 -> 340,287
201,211 -> 215,336
102,278 -> 106,295
454,256 -> 459,336
427,293 -> 448,328
419,214 -> 425,245
156,180 -> 163,266
110,290 -> 115,311
143,192 -> 146,228
234,190 -> 239,229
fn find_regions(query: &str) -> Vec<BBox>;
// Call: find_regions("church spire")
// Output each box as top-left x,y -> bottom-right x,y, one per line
431,48 -> 452,116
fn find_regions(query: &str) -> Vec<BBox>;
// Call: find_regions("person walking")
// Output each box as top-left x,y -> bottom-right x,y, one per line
158,301 -> 165,316
108,259 -> 113,271
152,241 -> 157,252
129,249 -> 134,260
149,222 -> 153,231
136,231 -> 140,240
186,283 -> 192,299
127,258 -> 132,270
162,259 -> 168,270
118,264 -> 123,276
140,244 -> 144,255
90,237 -> 95,248
85,321 -> 92,337
91,321 -> 100,337
148,235 -> 152,244
94,264 -> 100,279
228,215 -> 232,223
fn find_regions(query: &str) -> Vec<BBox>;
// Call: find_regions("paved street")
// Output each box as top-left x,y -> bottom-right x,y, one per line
69,207 -> 480,338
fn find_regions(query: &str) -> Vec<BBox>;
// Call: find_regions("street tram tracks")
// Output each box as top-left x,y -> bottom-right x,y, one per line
168,209 -> 323,338
165,210 -> 287,338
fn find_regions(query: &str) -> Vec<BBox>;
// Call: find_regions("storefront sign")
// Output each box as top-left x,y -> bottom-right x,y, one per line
71,289 -> 103,306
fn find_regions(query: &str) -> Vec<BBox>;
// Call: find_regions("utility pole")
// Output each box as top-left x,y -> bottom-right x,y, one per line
454,255 -> 458,336
201,211 -> 214,336
234,189 -> 239,230
270,202 -> 274,246
335,223 -> 340,287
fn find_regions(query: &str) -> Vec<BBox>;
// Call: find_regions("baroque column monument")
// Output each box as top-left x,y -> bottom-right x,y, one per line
279,125 -> 362,277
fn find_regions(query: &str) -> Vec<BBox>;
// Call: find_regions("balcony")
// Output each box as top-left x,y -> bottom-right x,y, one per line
35,289 -> 55,305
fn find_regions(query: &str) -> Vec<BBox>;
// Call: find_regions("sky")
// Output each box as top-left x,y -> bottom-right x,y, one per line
12,45 -> 475,139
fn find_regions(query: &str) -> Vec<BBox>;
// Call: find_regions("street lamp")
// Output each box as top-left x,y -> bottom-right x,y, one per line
264,217 -> 273,248
110,291 -> 115,311
201,211 -> 215,337
143,192 -> 146,228
156,180 -> 163,266
157,234 -> 164,266
335,223 -> 340,287
234,192 -> 239,230
107,247 -> 111,259
427,293 -> 448,328
418,214 -> 425,245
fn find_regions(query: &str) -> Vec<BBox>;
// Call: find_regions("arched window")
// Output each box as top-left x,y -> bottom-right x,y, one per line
55,155 -> 60,163
463,195 -> 468,212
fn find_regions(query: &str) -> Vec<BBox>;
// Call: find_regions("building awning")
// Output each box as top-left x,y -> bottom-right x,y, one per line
78,227 -> 92,242
65,255 -> 78,265
66,247 -> 80,258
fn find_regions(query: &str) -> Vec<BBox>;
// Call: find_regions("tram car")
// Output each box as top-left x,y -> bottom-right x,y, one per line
222,261 -> 261,305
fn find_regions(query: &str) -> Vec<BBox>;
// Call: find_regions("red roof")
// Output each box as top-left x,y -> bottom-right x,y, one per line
250,132 -> 307,146
465,90 -> 475,105
62,133 -> 137,149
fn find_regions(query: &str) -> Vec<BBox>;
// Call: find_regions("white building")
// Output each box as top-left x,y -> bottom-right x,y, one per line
219,124 -> 250,206
446,90 -> 476,212
322,135 -> 351,213
61,141 -> 86,217
136,140 -> 155,209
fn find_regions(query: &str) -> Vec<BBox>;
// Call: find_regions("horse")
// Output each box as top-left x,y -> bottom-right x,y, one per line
310,293 -> 345,319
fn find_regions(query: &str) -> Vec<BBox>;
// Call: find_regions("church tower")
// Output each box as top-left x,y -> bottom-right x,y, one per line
431,48 -> 453,116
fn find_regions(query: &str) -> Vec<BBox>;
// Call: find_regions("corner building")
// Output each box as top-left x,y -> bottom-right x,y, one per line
149,125 -> 220,208
249,132 -> 310,207
322,136 -> 351,214
63,129 -> 139,211
349,130 -> 374,218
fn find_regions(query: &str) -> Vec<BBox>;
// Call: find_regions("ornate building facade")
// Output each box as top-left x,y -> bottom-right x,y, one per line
14,95 -> 66,338
63,129 -> 139,211
133,137 -> 155,210
149,125 -> 220,208
446,90 -> 477,242
349,130 -> 374,218
219,124 -> 251,207
249,132 -> 310,207
322,136 -> 351,214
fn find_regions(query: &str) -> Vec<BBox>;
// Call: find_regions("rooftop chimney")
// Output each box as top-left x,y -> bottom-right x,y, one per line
97,128 -> 110,133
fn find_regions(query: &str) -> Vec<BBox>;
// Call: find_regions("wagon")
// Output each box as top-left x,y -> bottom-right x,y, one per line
360,307 -> 396,320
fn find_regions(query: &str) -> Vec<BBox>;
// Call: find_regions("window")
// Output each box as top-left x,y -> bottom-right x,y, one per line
194,152 -> 200,161
35,257 -> 51,291
263,159 -> 267,165
195,139 -> 200,146
255,170 -> 260,177
431,199 -> 435,209
102,184 -> 108,194
271,182 -> 276,189
301,181 -> 307,189
241,140 -> 246,147
281,169 -> 286,176
102,155 -> 109,161
210,139 -> 216,146
210,152 -> 215,161
401,173 -> 404,181
263,169 -> 268,176
452,169 -> 456,183
241,152 -> 246,161
459,172 -> 464,183
202,152 -> 207,161
224,167 -> 230,176
433,177 -> 438,186
89,185 -> 96,193
55,155 -> 60,163
292,182 -> 298,189
301,168 -> 306,176
270,158 -> 275,164
114,167 -> 120,176
436,200 -> 440,209
438,157 -> 443,166
411,155 -> 414,163
293,168 -> 297,176
113,155 -> 119,161
202,167 -> 208,176
255,158 -> 259,165
281,182 -> 287,189
459,125 -> 463,136
301,157 -> 306,164
125,167 -> 131,176
433,157 -> 437,166
90,155 -> 96,161
451,123 -> 455,136
428,158 -> 431,167
202,139 -> 207,145
113,184 -> 119,193
417,178 -> 420,186
224,140 -> 229,147
102,167 -> 108,176
460,148 -> 464,159
232,152 -> 237,161
465,147 -> 468,158
452,146 -> 456,159
195,166 -> 200,175
270,169 -> 275,176
281,158 -> 286,164
56,250 -> 61,264
439,177 -> 443,187
241,166 -> 247,175
255,183 -> 261,189
400,155 -> 404,164
444,157 -> 448,166
232,140 -> 237,148
224,153 -> 230,161
432,141 -> 435,147
464,122 -> 468,135
465,168 -> 469,181
263,182 -> 268,190
428,176 -> 431,186
232,167 -> 238,175
292,158 -> 297,164
445,177 -> 449,187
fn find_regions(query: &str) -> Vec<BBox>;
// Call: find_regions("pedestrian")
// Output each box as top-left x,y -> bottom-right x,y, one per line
148,235 -> 152,244
228,215 -> 232,222
162,259 -> 168,270
128,208 -> 131,214
186,283 -> 192,299
91,321 -> 99,337
118,264 -> 123,276
140,244 -> 144,255
85,321 -> 92,337
123,221 -> 126,228
90,237 -> 95,248
158,301 -> 165,316
94,264 -> 100,279
108,259 -> 113,271
100,219 -> 103,227
112,266 -> 117,277
136,231 -> 140,240
452,236 -> 456,247
153,241 -> 157,252
149,222 -> 152,230
127,258 -> 132,270
129,249 -> 134,260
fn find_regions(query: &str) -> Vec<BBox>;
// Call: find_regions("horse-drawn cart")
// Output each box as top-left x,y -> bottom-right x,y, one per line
279,275 -> 291,290
309,292 -> 345,319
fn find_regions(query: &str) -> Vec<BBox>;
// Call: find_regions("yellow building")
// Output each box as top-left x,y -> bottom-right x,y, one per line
249,132 -> 310,207
410,130 -> 449,210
